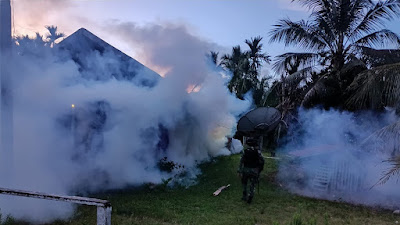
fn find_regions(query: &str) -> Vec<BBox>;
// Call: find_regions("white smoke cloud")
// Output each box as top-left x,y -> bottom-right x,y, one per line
103,21 -> 225,77
278,108 -> 400,209
12,0 -> 75,36
0,22 -> 249,222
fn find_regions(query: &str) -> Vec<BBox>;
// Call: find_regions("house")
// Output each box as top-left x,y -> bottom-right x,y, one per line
56,28 -> 169,155
58,28 -> 160,87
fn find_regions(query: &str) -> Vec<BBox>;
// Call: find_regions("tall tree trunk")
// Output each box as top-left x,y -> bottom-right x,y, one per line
334,34 -> 345,72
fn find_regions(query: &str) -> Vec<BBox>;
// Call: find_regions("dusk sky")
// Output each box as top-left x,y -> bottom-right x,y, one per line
11,0 -> 400,74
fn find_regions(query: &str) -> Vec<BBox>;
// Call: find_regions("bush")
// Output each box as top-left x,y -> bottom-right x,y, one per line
158,157 -> 184,173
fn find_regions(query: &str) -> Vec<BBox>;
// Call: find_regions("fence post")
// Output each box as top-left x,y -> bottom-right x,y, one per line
97,206 -> 112,225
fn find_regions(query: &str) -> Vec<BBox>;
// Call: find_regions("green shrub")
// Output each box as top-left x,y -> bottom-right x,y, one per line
273,213 -> 322,225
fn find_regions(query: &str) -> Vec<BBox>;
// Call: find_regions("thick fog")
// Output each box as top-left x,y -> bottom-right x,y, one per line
0,23 -> 249,222
278,108 -> 400,209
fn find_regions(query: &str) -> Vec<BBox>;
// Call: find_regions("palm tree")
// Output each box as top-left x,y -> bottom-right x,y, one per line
45,25 -> 65,48
220,45 -> 252,99
220,37 -> 271,100
346,62 -> 400,186
346,62 -> 400,110
253,76 -> 273,106
270,0 -> 400,184
209,51 -> 220,66
270,0 -> 400,107
15,32 -> 48,56
245,36 -> 271,76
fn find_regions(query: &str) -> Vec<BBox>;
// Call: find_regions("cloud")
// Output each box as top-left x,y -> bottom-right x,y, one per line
12,0 -> 76,37
103,21 -> 224,77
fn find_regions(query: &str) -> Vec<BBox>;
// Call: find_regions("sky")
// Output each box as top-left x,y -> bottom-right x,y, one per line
11,0 -> 400,74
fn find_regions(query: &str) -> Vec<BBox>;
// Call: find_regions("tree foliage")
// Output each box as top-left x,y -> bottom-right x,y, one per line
14,26 -> 65,56
270,0 -> 400,109
45,25 -> 65,48
212,37 -> 271,105
270,0 -> 400,184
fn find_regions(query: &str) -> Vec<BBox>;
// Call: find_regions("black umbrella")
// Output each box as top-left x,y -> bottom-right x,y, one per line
236,107 -> 281,137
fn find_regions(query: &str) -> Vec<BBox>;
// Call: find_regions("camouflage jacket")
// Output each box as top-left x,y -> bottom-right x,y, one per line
238,147 -> 265,176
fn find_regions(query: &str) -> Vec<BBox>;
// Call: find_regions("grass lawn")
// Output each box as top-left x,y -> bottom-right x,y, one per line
4,154 -> 400,225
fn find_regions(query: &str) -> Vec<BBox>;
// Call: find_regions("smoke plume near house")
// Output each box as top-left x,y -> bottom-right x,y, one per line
278,108 -> 400,209
0,23 -> 249,223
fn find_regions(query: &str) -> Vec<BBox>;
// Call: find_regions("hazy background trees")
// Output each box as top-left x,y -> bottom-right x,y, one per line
211,0 -> 400,182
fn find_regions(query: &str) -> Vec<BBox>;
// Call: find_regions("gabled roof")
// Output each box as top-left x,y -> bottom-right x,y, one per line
58,28 -> 160,87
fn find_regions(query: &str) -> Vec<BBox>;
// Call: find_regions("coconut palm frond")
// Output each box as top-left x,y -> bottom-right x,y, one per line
339,56 -> 368,81
351,0 -> 400,37
261,81 -> 281,106
361,120 -> 400,152
284,66 -> 315,87
334,0 -> 360,34
45,25 -> 65,47
345,71 -> 381,110
346,63 -> 400,110
269,19 -> 327,50
375,156 -> 400,186
45,25 -> 65,40
360,46 -> 400,67
361,121 -> 400,183
301,74 -> 328,106
245,36 -> 271,68
375,121 -> 400,143
347,0 -> 375,30
314,15 -> 336,48
220,46 -> 246,70
209,51 -> 219,65
353,29 -> 400,48
245,36 -> 263,55
344,53 -> 367,67
273,52 -> 320,74
293,0 -> 332,12
272,0 -> 400,109
382,70 -> 400,106
277,0 -> 400,74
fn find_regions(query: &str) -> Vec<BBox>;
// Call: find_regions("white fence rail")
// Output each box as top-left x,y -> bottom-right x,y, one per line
0,187 -> 112,225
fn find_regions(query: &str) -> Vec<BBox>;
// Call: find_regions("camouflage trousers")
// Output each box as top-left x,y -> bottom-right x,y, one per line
241,171 -> 258,200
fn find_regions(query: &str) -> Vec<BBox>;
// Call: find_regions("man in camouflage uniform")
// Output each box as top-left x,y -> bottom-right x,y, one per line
237,138 -> 264,203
